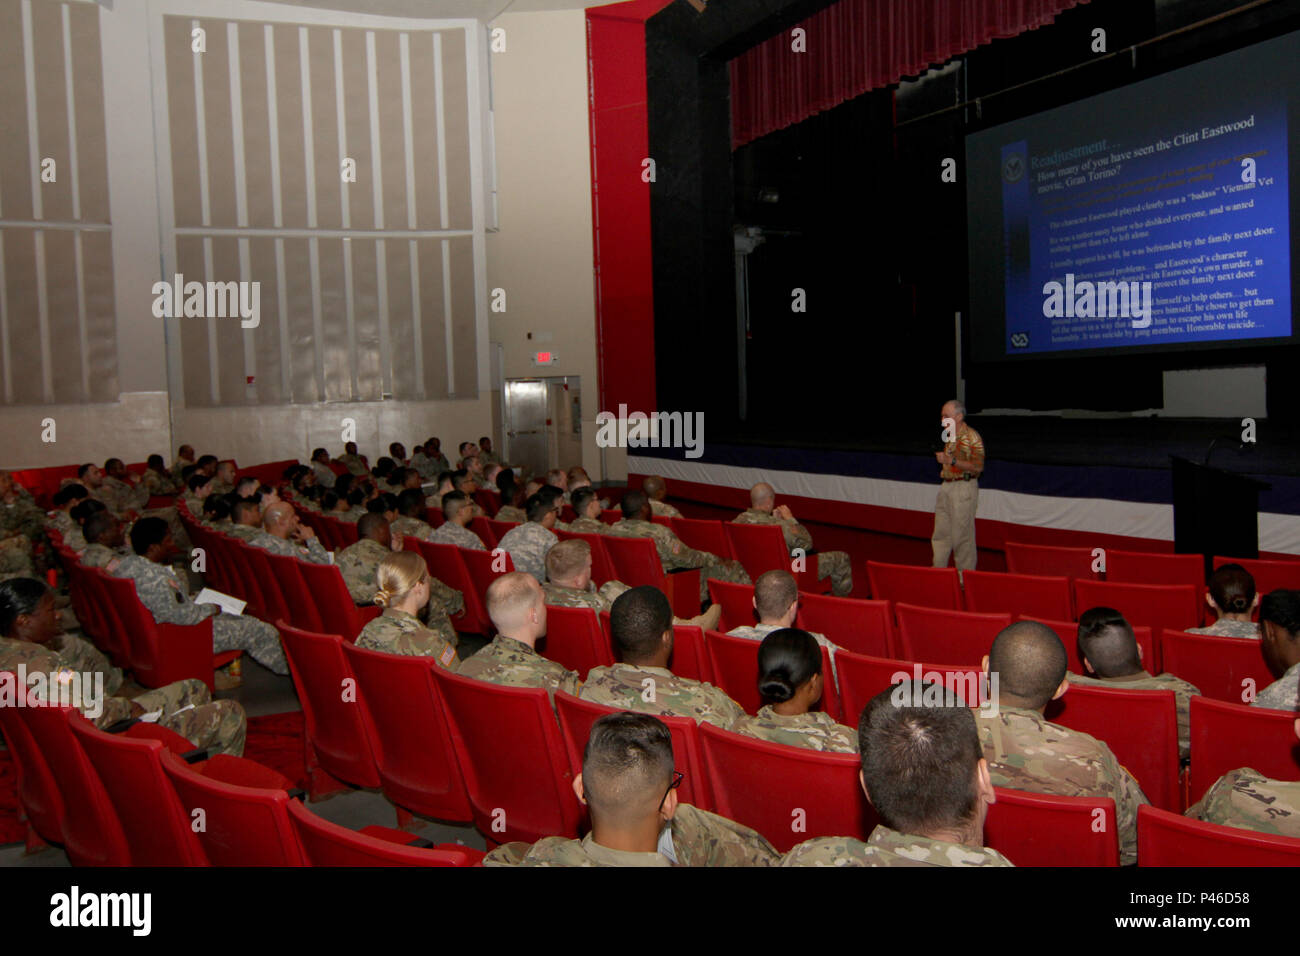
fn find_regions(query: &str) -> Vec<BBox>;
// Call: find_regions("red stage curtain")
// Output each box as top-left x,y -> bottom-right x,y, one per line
730,0 -> 1089,147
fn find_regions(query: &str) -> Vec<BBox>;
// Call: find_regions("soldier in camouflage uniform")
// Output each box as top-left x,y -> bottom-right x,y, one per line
390,488 -> 437,542
430,491 -> 487,550
735,482 -> 853,597
977,621 -> 1148,865
496,492 -> 560,584
336,442 -> 369,477
224,499 -> 265,541
0,577 -> 246,755
642,475 -> 683,519
112,518 -> 288,675
485,712 -> 778,866
208,461 -> 237,497
1067,608 -> 1200,759
45,484 -> 91,552
1254,590 -> 1300,711
580,586 -> 745,729
170,445 -> 196,482
78,513 -> 131,570
1187,563 -> 1262,638
0,472 -> 41,580
338,514 -> 464,616
727,570 -> 840,673
353,550 -> 459,666
248,502 -> 331,564
459,572 -> 580,705
732,627 -> 855,753
1187,766 -> 1300,837
92,459 -> 151,515
141,455 -> 184,496
606,490 -> 750,604
567,487 -> 610,535
424,472 -> 455,511
783,681 -> 1010,866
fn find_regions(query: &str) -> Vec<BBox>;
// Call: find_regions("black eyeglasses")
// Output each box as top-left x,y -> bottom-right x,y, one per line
659,771 -> 684,812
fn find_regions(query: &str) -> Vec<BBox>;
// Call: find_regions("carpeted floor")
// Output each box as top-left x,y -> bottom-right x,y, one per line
0,711 -> 308,847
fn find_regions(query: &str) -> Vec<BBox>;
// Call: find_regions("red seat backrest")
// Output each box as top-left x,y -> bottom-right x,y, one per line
1187,696 -> 1300,804
21,705 -> 130,866
296,561 -> 376,641
240,545 -> 292,626
866,561 -> 962,612
1004,541 -> 1100,580
460,546 -> 514,607
81,566 -> 131,667
834,652 -> 985,724
1107,549 -> 1205,589
1022,616 -> 1158,676
70,717 -> 209,866
699,722 -> 874,853
261,550 -> 325,633
0,673 -> 67,845
333,519 -> 359,548
599,509 -> 622,526
275,621 -> 381,788
406,538 -> 492,635
895,604 -> 1012,664
286,799 -> 483,866
797,592 -> 896,658
706,579 -> 756,632
1161,629 -> 1273,704
1045,683 -> 1180,812
672,517 -> 733,560
431,667 -> 581,844
554,691 -> 712,811
702,629 -> 839,720
160,749 -> 307,866
984,788 -> 1118,866
723,522 -> 792,581
1138,803 -> 1300,865
472,516 -> 501,548
1073,580 -> 1200,632
341,642 -> 473,823
101,571 -> 217,690
962,570 -> 1073,621
1212,554 -> 1300,596
600,534 -> 667,589
670,624 -> 714,685
554,530 -> 618,586
487,518 -> 520,544
215,536 -> 271,618
474,489 -> 502,517
540,605 -> 615,677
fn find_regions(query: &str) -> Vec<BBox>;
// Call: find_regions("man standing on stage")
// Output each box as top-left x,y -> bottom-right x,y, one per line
932,399 -> 984,571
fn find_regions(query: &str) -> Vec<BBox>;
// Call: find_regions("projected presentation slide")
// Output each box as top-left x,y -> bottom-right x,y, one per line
967,31 -> 1298,360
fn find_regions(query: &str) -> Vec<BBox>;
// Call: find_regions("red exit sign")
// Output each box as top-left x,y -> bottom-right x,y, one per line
533,351 -> 557,365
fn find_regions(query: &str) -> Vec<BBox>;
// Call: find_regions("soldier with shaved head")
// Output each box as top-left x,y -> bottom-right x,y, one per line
249,501 -> 331,564
458,571 -> 579,706
642,475 -> 681,519
978,620 -> 1149,865
734,482 -> 853,596
484,713 -> 779,866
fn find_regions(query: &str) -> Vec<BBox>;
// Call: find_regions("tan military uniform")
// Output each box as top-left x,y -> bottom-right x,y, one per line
1253,662 -> 1299,711
932,422 -> 984,571
337,453 -> 369,476
1066,669 -> 1199,761
209,479 -> 235,497
226,523 -> 262,541
354,607 -> 459,668
649,499 -> 683,519
142,469 -> 183,496
727,622 -> 840,682
248,531 -> 332,565
542,580 -> 630,613
483,803 -> 779,867
497,522 -> 559,584
1187,768 -> 1300,837
390,515 -> 436,543
566,516 -> 608,536
79,543 -> 129,570
732,705 -> 858,753
605,518 -> 750,603
494,505 -> 526,523
46,510 -> 85,552
580,663 -> 744,729
430,521 -> 486,551
458,634 -> 580,705
1185,619 -> 1261,639
976,704 -> 1148,865
782,825 -> 1013,867
95,476 -> 150,516
733,508 -> 853,597
0,636 -> 246,755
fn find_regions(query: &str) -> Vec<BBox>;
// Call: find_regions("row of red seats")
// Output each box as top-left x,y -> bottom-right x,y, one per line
275,621 -> 1300,866
0,699 -> 482,866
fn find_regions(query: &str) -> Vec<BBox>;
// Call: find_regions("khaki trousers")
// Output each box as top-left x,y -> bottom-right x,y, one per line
932,479 -> 979,570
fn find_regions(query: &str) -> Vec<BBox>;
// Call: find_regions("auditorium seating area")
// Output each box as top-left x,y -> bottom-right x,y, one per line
5,457 -> 1299,869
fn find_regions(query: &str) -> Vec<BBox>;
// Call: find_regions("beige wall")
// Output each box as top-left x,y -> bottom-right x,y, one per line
486,8 -> 625,483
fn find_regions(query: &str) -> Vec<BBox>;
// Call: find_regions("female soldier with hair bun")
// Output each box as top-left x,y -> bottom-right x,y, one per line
354,550 -> 460,668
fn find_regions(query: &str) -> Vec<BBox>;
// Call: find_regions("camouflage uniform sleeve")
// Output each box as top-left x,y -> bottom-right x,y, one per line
784,520 -> 814,553
482,841 -> 533,866
705,684 -> 746,729
303,537 -> 332,564
93,696 -> 137,729
672,804 -> 781,866
54,634 -> 125,697
129,567 -> 218,626
1104,747 -> 1149,866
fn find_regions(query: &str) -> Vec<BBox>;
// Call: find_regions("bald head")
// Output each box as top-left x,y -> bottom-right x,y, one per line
262,502 -> 296,535
642,475 -> 666,501
486,571 -> 546,643
750,482 -> 776,510
987,621 -> 1068,710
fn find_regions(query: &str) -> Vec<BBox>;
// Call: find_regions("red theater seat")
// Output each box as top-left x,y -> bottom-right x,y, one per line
796,592 -> 896,658
1107,549 -> 1206,589
1213,554 -> 1300,596
1005,541 -> 1099,581
724,522 -> 828,593
486,519 -> 519,546
1160,629 -> 1271,704
866,561 -> 961,612
1073,579 -> 1201,632
1187,696 -> 1300,804
704,629 -> 840,720
1046,684 -> 1180,812
984,788 -> 1118,867
539,605 -> 614,678
895,604 -> 1012,664
341,642 -> 473,824
962,570 -> 1073,621
672,517 -> 734,560
461,545 -> 514,606
404,539 -> 493,635
554,691 -> 712,811
834,653 -> 983,723
295,560 -> 381,641
699,723 -> 874,853
286,800 -> 485,866
601,534 -> 701,619
432,668 -> 580,845
706,579 -> 757,632
100,571 -> 223,691
0,676 -> 66,848
554,529 -> 618,586
1138,804 -> 1300,866
261,550 -> 326,633
1023,616 -> 1158,676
